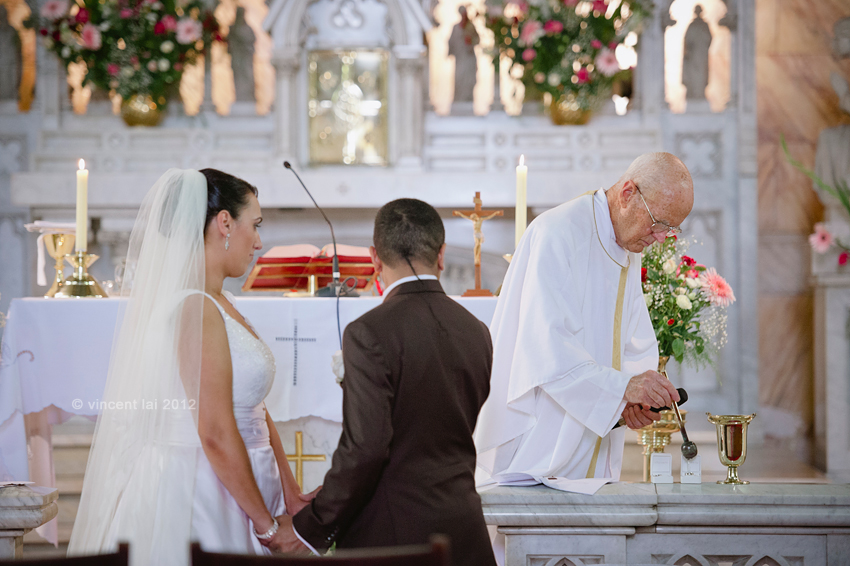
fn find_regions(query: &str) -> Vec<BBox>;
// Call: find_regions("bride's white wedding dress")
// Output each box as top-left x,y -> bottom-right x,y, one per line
189,291 -> 286,553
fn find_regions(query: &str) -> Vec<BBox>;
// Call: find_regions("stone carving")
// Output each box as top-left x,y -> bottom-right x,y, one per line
230,6 -> 257,102
0,139 -> 22,174
332,0 -> 365,28
676,132 -> 721,178
0,5 -> 20,101
682,5 -> 711,101
448,5 -> 479,111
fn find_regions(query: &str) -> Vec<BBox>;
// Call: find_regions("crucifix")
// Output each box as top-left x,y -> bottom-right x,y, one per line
275,319 -> 317,386
453,192 -> 503,297
289,431 -> 327,490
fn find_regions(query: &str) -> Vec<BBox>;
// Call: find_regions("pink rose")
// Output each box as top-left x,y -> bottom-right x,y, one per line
519,20 -> 542,46
74,7 -> 89,23
592,0 -> 607,12
161,15 -> 177,31
575,67 -> 590,83
591,39 -> 603,49
120,7 -> 133,18
107,63 -> 120,75
79,23 -> 102,50
175,17 -> 202,44
522,48 -> 537,61
544,20 -> 563,34
39,0 -> 68,19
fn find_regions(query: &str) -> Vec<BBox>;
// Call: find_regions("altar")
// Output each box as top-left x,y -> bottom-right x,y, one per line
0,294 -> 496,543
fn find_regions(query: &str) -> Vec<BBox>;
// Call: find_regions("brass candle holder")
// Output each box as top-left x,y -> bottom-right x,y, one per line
54,250 -> 106,298
43,233 -> 76,297
707,413 -> 756,485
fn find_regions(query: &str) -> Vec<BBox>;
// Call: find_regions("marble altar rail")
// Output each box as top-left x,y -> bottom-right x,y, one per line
482,483 -> 850,565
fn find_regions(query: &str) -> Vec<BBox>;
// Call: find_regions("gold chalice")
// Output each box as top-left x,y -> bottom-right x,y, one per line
707,413 -> 756,485
43,233 -> 75,297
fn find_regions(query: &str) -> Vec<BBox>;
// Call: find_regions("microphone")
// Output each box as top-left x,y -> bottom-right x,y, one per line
612,388 -> 688,430
283,161 -> 357,298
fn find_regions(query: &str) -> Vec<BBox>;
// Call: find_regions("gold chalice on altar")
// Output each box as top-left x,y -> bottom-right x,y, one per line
707,412 -> 756,485
55,250 -> 106,298
43,233 -> 75,297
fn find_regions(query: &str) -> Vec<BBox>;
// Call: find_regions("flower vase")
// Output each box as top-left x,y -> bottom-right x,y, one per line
635,356 -> 687,482
550,94 -> 592,125
121,94 -> 164,127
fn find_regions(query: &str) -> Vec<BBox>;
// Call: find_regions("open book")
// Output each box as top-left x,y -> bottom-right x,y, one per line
242,244 -> 376,293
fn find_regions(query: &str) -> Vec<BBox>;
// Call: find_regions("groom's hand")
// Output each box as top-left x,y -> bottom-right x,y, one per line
286,485 -> 322,516
262,515 -> 310,555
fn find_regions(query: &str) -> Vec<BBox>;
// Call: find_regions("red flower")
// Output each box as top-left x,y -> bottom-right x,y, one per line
592,0 -> 607,12
591,39 -> 603,49
840,252 -> 849,266
544,20 -> 563,34
39,28 -> 48,36
681,255 -> 696,267
641,267 -> 647,283
667,318 -> 675,326
609,41 -> 618,50
576,67 -> 591,83
75,8 -> 89,24
52,30 -> 61,41
107,63 -> 120,75
154,21 -> 166,34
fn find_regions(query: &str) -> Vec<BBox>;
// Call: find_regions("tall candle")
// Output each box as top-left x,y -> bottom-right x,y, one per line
515,154 -> 527,248
76,159 -> 88,252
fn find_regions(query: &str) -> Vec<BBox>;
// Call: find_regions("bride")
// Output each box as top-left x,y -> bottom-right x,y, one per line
69,169 -> 315,564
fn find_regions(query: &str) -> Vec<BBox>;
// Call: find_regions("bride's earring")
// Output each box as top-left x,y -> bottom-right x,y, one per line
225,233 -> 230,251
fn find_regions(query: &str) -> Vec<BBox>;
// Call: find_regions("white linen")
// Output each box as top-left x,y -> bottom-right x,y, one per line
381,274 -> 438,297
474,189 -> 658,486
24,221 -> 77,287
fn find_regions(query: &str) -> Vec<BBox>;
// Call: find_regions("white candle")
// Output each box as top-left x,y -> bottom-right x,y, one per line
76,159 -> 88,252
515,154 -> 527,248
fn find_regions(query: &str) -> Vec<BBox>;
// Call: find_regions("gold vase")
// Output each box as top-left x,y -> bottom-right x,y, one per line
121,94 -> 164,127
550,94 -> 592,125
43,233 -> 75,297
636,356 -> 686,482
707,413 -> 756,485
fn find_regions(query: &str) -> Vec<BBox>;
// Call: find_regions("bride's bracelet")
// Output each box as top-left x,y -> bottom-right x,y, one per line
253,517 -> 279,540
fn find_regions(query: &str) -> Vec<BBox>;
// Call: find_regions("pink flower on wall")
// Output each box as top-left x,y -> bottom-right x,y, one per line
544,20 -> 563,34
40,0 -> 68,19
594,48 -> 620,76
809,223 -> 833,253
699,268 -> 736,308
175,17 -> 202,44
519,20 -> 543,46
80,23 -> 102,50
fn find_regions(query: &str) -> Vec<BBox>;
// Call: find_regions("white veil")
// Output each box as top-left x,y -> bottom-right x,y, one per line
69,169 -> 208,566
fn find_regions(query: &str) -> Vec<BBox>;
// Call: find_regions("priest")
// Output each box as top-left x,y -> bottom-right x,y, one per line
475,152 -> 693,483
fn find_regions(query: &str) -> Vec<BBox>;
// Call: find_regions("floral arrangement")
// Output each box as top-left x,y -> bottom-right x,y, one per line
30,0 -> 221,109
485,0 -> 652,111
642,235 -> 735,368
782,136 -> 850,266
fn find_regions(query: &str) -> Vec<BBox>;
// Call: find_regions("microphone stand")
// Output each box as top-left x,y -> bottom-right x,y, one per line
283,162 -> 358,298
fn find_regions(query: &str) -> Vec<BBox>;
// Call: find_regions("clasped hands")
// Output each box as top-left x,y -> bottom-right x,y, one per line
621,370 -> 680,430
258,486 -> 321,554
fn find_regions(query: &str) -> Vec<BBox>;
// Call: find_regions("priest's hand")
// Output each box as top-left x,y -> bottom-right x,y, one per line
621,403 -> 659,429
624,371 -> 680,408
261,515 -> 311,555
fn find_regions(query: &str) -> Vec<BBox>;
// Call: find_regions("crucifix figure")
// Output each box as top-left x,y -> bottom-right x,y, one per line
288,431 -> 326,490
275,319 -> 317,386
453,192 -> 503,297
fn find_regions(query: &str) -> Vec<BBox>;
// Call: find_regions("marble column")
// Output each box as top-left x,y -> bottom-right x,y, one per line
272,51 -> 301,164
392,46 -> 426,170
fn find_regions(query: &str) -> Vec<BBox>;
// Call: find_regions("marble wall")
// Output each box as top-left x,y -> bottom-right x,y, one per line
756,0 -> 850,460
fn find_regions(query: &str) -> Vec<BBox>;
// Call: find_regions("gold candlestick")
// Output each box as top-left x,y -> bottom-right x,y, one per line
44,233 -> 76,298
54,250 -> 106,298
707,413 -> 756,485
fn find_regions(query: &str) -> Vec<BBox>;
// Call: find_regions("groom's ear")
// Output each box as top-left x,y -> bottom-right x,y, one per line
437,243 -> 446,272
369,246 -> 383,274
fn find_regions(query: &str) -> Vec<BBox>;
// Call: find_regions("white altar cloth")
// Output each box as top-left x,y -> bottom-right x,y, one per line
0,295 -> 497,481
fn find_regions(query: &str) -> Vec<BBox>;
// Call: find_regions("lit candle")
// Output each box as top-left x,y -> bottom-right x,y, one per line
515,154 -> 527,247
76,159 -> 88,252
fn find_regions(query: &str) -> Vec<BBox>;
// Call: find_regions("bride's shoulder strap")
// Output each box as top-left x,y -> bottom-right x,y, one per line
176,289 -> 227,321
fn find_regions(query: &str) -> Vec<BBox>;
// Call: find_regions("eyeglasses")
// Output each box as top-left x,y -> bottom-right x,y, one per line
635,185 -> 682,236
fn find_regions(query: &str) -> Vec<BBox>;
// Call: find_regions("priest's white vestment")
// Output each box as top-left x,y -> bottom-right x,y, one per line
474,189 -> 658,482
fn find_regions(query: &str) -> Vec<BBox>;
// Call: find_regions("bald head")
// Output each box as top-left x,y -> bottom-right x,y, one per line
608,152 -> 694,252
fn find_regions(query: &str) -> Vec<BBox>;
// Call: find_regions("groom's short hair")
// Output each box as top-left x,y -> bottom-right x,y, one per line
374,199 -> 445,268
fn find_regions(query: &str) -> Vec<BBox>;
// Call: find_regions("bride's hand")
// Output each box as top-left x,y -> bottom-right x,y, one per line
287,485 -> 322,515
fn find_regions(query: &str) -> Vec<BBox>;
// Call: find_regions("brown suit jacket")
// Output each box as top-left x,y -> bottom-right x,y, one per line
292,279 -> 496,566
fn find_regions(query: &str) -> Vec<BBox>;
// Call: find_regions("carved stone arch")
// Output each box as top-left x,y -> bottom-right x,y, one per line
669,553 -> 712,566
744,556 -> 793,566
542,558 -> 578,566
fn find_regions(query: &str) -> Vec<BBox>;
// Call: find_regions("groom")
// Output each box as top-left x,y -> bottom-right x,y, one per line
276,199 -> 496,566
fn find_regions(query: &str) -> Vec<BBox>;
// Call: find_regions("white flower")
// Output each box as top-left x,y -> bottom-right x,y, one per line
147,59 -> 158,72
160,40 -> 174,53
644,293 -> 652,308
121,67 -> 134,77
175,17 -> 202,45
686,277 -> 700,289
688,292 -> 697,300
662,258 -> 676,274
676,295 -> 692,310
61,46 -> 71,58
146,12 -> 157,22
547,73 -> 560,87
157,58 -> 170,71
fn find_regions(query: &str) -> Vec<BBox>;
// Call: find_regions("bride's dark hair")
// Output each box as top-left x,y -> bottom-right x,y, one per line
200,168 -> 258,232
